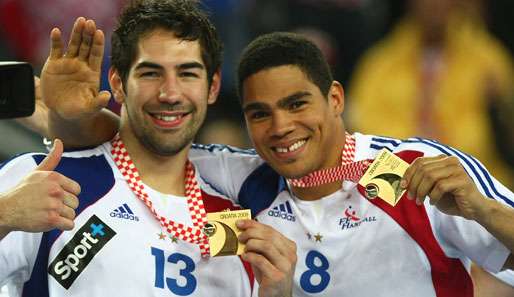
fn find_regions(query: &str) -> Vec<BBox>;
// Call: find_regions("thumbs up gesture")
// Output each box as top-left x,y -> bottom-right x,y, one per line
0,139 -> 81,237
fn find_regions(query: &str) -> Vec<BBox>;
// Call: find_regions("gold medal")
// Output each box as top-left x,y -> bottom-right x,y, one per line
358,149 -> 409,206
204,209 -> 251,257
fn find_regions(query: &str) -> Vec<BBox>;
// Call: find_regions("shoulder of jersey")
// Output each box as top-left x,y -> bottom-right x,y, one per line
190,143 -> 259,158
60,143 -> 111,158
0,143 -> 107,171
361,133 -> 514,205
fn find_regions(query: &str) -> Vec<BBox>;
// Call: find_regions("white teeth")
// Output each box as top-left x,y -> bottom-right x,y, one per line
154,114 -> 179,122
275,140 -> 306,153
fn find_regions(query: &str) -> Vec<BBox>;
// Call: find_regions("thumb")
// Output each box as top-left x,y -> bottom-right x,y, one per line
95,90 -> 111,110
36,138 -> 63,171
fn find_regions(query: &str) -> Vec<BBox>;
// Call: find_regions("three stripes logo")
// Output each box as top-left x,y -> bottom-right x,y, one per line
267,201 -> 296,222
110,203 -> 139,221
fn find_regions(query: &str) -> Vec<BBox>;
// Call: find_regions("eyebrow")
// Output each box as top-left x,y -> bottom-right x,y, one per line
276,91 -> 311,108
133,61 -> 205,71
134,61 -> 164,71
177,62 -> 205,71
243,91 -> 311,113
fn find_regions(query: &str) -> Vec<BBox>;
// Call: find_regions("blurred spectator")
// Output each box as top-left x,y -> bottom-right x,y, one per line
348,0 -> 514,187
0,0 -> 123,68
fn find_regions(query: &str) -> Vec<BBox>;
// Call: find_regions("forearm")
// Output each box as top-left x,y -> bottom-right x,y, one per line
0,195 -> 12,240
475,199 -> 514,264
14,100 -> 50,137
48,109 -> 120,148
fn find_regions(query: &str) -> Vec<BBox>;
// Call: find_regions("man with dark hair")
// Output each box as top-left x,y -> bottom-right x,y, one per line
16,15 -> 514,297
0,1 -> 296,296
229,31 -> 514,296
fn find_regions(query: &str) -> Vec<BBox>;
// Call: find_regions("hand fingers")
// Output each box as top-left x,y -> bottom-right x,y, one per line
59,204 -> 77,221
89,90 -> 111,112
401,155 -> 440,190
238,220 -> 286,249
428,170 -> 467,203
402,155 -> 445,201
37,139 -> 81,195
49,28 -> 63,59
237,219 -> 296,267
78,19 -> 97,61
242,252 -> 279,280
59,176 -> 81,197
62,193 -> 79,210
36,139 -> 63,171
65,17 -> 86,58
411,161 -> 454,205
88,29 -> 105,71
243,237 -> 295,273
55,216 -> 75,231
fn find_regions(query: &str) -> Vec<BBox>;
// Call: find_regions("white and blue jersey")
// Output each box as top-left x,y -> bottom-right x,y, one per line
0,142 -> 255,297
191,132 -> 514,297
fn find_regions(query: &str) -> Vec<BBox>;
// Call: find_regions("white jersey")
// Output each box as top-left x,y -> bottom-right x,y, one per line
191,133 -> 514,297
0,142 -> 255,297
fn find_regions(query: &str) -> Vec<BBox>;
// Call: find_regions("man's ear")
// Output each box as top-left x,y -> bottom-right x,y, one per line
328,81 -> 344,116
207,69 -> 221,105
109,67 -> 126,104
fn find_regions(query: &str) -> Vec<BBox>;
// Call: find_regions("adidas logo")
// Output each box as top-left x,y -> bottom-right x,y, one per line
110,203 -> 139,221
267,201 -> 296,222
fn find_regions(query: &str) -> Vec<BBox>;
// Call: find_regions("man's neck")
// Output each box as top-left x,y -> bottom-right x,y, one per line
291,182 -> 342,201
119,131 -> 190,196
291,128 -> 348,201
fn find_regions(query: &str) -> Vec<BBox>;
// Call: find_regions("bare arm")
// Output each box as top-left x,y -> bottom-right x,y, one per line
22,17 -> 121,147
47,108 -> 119,148
473,200 -> 514,270
402,155 -> 514,270
472,264 -> 514,297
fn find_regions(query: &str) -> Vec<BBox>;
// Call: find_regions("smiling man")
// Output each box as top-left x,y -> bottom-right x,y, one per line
0,1 -> 296,296
12,15 -> 514,297
220,32 -> 514,296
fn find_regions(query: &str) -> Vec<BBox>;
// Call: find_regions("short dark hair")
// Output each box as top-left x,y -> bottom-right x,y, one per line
237,32 -> 333,100
111,0 -> 223,85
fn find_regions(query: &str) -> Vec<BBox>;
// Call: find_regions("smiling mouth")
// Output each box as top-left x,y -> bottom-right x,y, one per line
151,113 -> 183,122
273,139 -> 307,153
148,111 -> 191,128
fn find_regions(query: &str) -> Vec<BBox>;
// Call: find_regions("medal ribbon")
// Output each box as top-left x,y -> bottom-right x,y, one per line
111,134 -> 210,257
288,133 -> 371,187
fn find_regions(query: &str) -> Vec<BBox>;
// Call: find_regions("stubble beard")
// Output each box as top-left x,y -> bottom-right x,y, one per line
129,107 -> 204,157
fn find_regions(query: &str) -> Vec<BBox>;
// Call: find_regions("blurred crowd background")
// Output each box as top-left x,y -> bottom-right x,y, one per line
0,0 -> 513,187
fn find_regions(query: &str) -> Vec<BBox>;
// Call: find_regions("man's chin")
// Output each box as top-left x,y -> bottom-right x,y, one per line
272,163 -> 312,179
141,136 -> 192,157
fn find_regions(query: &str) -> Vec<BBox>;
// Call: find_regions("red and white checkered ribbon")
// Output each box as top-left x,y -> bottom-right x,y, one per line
289,133 -> 370,187
111,134 -> 210,257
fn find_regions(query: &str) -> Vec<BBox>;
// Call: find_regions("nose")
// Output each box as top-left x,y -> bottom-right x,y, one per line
269,111 -> 294,138
158,74 -> 182,103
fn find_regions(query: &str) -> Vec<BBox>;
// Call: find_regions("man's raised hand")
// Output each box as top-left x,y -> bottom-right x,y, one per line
41,17 -> 111,120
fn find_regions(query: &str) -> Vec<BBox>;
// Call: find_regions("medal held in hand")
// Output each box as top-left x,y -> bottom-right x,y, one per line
358,148 -> 409,206
204,209 -> 251,257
